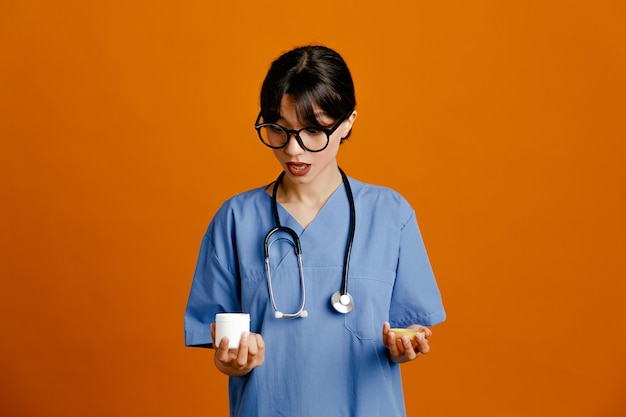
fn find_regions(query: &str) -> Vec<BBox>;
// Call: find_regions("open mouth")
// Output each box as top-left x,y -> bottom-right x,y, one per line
287,163 -> 311,176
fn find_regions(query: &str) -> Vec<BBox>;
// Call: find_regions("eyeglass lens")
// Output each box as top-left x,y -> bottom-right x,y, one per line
258,126 -> 328,151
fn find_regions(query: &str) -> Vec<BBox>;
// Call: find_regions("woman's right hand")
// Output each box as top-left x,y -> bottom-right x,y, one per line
211,323 -> 265,377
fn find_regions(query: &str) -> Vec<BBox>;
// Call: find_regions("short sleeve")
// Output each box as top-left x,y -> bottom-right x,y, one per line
184,212 -> 242,347
389,210 -> 446,328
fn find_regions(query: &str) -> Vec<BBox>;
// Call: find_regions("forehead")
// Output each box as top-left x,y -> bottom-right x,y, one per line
278,94 -> 329,125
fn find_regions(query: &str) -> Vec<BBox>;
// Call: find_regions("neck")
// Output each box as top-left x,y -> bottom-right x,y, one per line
277,166 -> 343,206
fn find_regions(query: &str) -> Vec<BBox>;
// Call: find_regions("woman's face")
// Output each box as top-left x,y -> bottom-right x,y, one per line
271,94 -> 356,186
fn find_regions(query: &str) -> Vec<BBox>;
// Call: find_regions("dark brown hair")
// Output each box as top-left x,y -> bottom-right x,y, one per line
260,45 -> 356,135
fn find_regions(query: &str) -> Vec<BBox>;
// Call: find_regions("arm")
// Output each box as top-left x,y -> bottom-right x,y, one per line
383,203 -> 444,363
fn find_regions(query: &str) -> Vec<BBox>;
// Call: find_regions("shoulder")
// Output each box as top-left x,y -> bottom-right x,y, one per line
349,177 -> 406,200
207,186 -> 270,232
217,185 -> 269,213
348,177 -> 414,219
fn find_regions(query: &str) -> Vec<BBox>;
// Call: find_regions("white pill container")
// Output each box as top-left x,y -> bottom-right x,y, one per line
215,313 -> 250,349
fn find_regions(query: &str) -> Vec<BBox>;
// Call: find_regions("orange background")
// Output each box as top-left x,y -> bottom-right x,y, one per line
1,1 -> 625,416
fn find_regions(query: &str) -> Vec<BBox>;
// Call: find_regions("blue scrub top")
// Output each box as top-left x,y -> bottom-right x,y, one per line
185,176 -> 446,417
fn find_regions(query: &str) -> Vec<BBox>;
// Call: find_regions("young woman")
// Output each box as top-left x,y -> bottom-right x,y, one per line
184,45 -> 446,417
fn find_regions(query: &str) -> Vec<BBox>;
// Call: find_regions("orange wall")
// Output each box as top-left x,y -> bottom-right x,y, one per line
1,1 -> 625,416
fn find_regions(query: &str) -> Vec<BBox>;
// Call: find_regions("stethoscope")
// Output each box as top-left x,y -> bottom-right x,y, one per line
263,167 -> 356,319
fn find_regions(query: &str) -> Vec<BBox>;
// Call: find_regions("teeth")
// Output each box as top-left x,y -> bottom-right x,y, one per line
290,164 -> 307,170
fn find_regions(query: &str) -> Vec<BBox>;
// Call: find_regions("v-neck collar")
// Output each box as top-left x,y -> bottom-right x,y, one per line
271,182 -> 345,233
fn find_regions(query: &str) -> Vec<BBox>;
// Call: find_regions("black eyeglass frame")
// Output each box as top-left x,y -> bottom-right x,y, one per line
254,112 -> 350,152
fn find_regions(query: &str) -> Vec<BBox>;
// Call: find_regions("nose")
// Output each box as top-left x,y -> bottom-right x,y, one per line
284,131 -> 305,155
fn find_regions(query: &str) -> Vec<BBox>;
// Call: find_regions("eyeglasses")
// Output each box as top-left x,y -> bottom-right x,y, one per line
254,112 -> 349,152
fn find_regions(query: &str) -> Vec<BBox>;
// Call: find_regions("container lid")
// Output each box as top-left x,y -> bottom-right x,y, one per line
216,313 -> 250,322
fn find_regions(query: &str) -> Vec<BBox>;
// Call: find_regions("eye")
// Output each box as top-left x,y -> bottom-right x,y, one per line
269,125 -> 284,133
304,128 -> 322,135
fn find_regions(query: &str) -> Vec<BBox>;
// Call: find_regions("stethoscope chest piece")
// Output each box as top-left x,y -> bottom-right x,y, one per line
331,290 -> 354,314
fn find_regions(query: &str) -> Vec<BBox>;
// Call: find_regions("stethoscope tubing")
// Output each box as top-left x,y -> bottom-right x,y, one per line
263,228 -> 307,319
339,168 -> 356,298
265,167 -> 355,318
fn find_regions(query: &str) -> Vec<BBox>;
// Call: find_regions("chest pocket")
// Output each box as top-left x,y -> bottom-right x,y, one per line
343,268 -> 395,341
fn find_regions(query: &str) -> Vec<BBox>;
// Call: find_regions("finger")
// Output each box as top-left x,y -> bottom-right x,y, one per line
211,323 -> 216,344
386,331 -> 402,356
245,334 -> 264,367
236,332 -> 250,367
415,333 -> 430,354
215,337 -> 231,362
397,336 -> 410,354
254,334 -> 265,364
416,326 -> 432,339
381,322 -> 393,347
401,336 -> 419,360
247,333 -> 259,356
255,333 -> 265,352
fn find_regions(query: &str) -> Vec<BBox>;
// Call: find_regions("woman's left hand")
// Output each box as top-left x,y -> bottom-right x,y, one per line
382,322 -> 432,363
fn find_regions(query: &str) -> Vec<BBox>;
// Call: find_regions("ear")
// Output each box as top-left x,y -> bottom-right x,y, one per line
341,110 -> 358,140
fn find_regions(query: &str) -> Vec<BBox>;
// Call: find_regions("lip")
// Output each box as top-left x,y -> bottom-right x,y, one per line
286,162 -> 311,177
